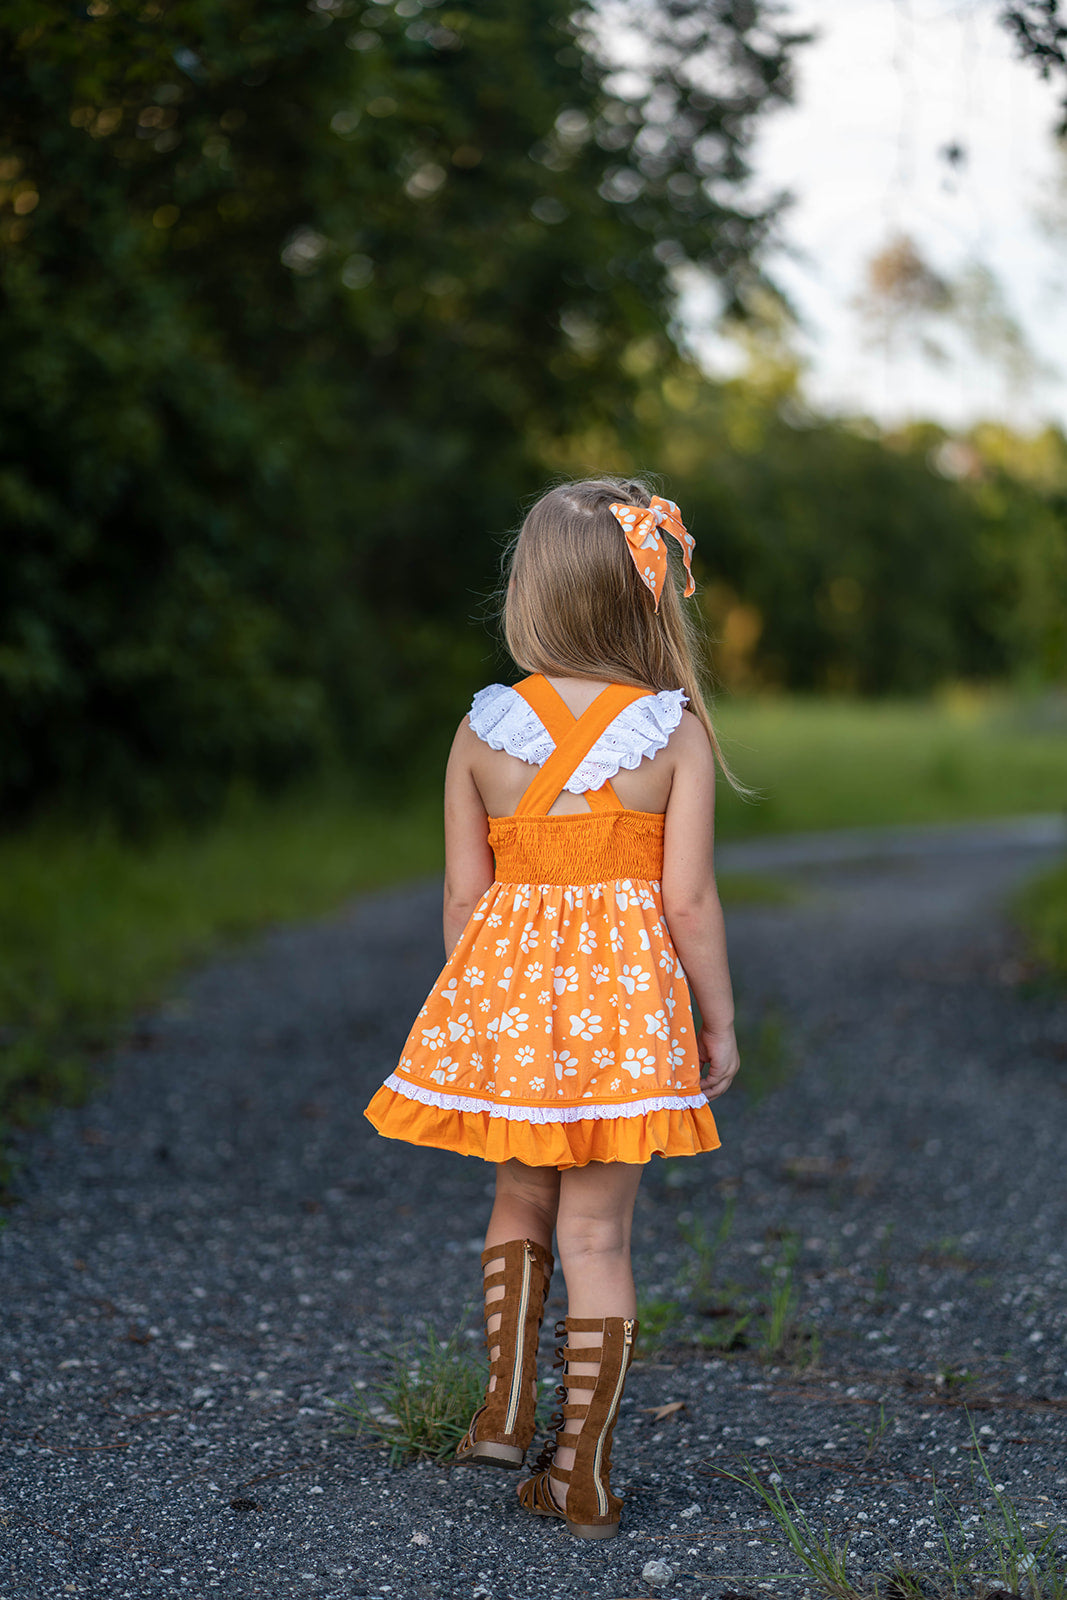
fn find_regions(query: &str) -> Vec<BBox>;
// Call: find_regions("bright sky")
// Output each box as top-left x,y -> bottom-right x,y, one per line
684,0 -> 1067,431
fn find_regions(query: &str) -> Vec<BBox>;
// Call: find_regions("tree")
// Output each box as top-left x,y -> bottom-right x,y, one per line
0,0 -> 803,818
1001,1 -> 1067,132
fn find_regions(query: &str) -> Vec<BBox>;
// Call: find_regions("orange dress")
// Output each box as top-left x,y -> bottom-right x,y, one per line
364,676 -> 720,1169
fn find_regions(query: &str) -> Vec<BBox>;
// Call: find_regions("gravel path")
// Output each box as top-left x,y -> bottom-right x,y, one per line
2,820 -> 1066,1600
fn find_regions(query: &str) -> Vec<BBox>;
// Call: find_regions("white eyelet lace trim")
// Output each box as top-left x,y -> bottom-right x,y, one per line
383,1073 -> 707,1122
468,684 -> 688,793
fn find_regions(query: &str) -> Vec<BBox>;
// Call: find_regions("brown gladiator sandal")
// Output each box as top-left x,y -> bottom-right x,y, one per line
517,1315 -> 637,1539
454,1238 -> 554,1469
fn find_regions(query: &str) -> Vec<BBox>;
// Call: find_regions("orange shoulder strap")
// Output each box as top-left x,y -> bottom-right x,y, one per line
512,676 -> 651,818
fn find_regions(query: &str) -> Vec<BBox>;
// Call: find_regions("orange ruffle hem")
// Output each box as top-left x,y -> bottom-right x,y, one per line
364,1083 -> 721,1169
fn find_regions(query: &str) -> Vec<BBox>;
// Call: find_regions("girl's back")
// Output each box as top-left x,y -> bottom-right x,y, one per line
463,674 -> 682,818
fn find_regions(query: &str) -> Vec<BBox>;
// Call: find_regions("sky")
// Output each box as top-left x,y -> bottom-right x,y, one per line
683,0 -> 1067,431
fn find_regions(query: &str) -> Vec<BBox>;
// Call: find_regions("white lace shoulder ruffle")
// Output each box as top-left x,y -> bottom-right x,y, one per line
468,682 -> 687,793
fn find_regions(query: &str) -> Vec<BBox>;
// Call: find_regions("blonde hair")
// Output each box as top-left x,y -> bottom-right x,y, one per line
502,476 -> 744,791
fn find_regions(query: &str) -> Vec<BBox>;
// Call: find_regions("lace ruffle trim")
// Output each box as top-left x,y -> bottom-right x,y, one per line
468,684 -> 687,794
382,1072 -> 707,1123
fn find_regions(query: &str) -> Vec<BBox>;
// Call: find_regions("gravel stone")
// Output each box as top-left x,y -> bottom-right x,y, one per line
2,820 -> 1066,1599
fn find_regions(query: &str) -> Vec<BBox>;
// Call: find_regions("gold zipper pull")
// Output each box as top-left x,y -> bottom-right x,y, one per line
623,1319 -> 634,1344
524,1238 -> 534,1254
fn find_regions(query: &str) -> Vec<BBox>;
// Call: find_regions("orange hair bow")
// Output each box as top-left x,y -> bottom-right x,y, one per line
608,495 -> 696,610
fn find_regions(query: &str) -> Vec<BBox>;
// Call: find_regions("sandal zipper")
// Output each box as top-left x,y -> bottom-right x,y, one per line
590,1319 -> 634,1517
503,1240 -> 534,1438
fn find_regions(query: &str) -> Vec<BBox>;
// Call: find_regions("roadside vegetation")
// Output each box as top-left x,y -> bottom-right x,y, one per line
1016,859 -> 1067,981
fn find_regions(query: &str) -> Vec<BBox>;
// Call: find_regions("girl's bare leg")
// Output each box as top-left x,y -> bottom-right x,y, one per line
481,1160 -> 561,1395
543,1162 -> 643,1493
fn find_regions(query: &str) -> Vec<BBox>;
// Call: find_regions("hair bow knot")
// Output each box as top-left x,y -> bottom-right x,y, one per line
608,495 -> 696,610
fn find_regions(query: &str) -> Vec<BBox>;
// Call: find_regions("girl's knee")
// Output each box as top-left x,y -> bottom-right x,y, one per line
495,1160 -> 559,1216
555,1211 -> 629,1263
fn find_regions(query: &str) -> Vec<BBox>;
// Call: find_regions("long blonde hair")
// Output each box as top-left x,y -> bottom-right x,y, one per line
502,476 -> 744,791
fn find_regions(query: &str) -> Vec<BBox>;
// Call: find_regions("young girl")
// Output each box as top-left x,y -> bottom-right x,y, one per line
365,477 -> 740,1540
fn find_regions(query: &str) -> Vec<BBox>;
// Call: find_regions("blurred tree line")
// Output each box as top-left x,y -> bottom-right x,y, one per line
1,0 -> 1065,824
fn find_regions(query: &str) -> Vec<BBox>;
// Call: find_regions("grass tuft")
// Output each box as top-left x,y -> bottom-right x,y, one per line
720,1444 -> 1067,1600
335,1322 -> 485,1466
716,1458 -> 857,1599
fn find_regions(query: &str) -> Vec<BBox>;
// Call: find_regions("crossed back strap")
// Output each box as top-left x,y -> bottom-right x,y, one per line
511,675 -> 650,818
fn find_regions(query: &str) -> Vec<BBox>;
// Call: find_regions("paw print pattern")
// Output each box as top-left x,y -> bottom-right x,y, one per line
644,1009 -> 670,1041
618,965 -> 651,996
568,1010 -> 603,1040
620,1047 -> 657,1078
391,875 -> 702,1116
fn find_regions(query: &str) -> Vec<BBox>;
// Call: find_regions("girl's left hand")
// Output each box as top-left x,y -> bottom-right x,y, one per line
698,1023 -> 740,1101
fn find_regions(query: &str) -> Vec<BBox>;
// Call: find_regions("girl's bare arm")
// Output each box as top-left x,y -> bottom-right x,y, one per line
660,715 -> 740,1100
442,719 -> 495,956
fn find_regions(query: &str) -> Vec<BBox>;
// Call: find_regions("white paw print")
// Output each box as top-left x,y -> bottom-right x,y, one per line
469,1051 -> 484,1071
618,964 -> 651,995
591,1048 -> 616,1070
528,1076 -> 545,1092
448,1013 -> 475,1044
440,978 -> 459,1006
568,1009 -> 602,1040
519,923 -> 539,952
637,928 -> 651,951
669,1042 -> 687,1069
512,887 -> 531,912
550,929 -> 565,951
420,1026 -> 444,1051
486,912 -> 503,927
610,1076 -> 622,1092
552,1049 -> 580,1080
644,1009 -> 670,1040
525,961 -> 544,982
494,937 -> 511,959
608,927 -> 624,953
428,1055 -> 456,1085
590,963 -> 611,984
620,1046 -> 657,1078
577,921 -> 597,953
479,996 -> 492,1013
494,1008 -> 529,1039
537,989 -> 551,1006
553,965 -> 579,995
516,1045 -> 536,1068
496,965 -> 515,989
658,949 -> 676,971
467,966 -> 486,987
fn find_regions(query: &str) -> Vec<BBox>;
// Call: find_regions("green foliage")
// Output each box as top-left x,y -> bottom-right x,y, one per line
0,0 -> 799,820
652,384 -> 1067,698
0,787 -> 441,1190
1017,857 -> 1067,977
335,1322 -> 486,1465
712,691 -> 1067,838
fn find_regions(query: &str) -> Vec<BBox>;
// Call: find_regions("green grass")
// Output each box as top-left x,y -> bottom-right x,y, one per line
718,1443 -> 1067,1600
4,689 -> 1067,1188
713,689 -> 1067,838
0,789 -> 441,1188
334,1321 -> 485,1465
1016,859 -> 1067,978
